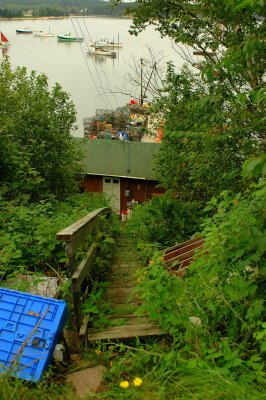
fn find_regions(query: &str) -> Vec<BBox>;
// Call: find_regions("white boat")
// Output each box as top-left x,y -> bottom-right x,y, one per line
86,46 -> 117,57
57,32 -> 84,42
34,29 -> 55,38
0,31 -> 10,47
90,38 -> 123,49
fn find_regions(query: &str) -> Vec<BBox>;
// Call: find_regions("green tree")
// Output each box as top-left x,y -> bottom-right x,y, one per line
0,58 -> 82,200
116,0 -> 265,202
125,0 -> 265,93
152,65 -> 261,201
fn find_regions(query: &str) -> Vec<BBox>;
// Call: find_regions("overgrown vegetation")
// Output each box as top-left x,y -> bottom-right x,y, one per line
0,193 -> 115,282
0,59 -> 83,201
85,1 -> 266,398
126,191 -> 202,253
0,0 -> 265,398
85,157 -> 265,399
135,158 -> 266,373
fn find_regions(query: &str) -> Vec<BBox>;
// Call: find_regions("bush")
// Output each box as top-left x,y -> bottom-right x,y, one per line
0,193 -> 113,280
134,158 -> 266,381
126,191 -> 202,252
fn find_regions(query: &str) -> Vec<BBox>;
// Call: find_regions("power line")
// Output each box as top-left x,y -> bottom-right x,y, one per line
70,0 -> 120,107
63,0 -> 120,109
71,6 -> 120,108
62,0 -> 113,109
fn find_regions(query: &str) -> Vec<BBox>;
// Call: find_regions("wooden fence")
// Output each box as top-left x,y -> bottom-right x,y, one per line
56,207 -> 112,339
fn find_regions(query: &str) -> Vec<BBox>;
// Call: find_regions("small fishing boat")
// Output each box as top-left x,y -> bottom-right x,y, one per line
34,29 -> 55,38
86,46 -> 117,57
0,32 -> 10,47
57,32 -> 84,42
90,39 -> 123,48
16,27 -> 33,34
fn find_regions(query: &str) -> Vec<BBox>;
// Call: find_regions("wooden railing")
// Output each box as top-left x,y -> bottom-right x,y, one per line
163,237 -> 204,277
56,207 -> 112,338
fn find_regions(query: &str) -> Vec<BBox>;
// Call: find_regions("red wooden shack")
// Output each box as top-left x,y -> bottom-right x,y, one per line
78,139 -> 165,214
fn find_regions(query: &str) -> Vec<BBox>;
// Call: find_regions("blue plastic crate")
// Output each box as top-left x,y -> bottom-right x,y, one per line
0,287 -> 68,382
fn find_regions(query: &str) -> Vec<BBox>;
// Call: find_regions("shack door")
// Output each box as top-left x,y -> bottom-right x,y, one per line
103,177 -> 120,213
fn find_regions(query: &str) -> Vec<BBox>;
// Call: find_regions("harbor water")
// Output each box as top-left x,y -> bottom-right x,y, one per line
0,17 -> 192,136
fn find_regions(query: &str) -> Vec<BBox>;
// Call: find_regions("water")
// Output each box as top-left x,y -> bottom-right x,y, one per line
0,17 -> 188,136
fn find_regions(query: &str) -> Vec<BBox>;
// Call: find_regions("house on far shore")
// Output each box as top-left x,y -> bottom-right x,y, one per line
78,139 -> 165,214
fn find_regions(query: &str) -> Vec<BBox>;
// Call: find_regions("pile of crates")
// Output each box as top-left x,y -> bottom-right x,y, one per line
83,104 -> 148,141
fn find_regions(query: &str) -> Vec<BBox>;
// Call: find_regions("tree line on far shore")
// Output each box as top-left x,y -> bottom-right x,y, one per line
0,0 -> 134,18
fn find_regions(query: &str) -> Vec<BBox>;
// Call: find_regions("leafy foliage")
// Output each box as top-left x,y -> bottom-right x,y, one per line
127,0 -> 265,93
126,191 -> 202,251
152,61 -> 264,202
0,58 -> 82,200
121,0 -> 266,206
134,161 -> 266,380
0,193 -> 111,281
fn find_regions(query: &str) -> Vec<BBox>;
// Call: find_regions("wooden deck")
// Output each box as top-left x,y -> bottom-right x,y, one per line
87,229 -> 164,342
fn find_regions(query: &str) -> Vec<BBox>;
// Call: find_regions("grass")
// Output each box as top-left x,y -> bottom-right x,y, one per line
2,358 -> 265,400
81,340 -> 266,400
0,374 -> 76,400
85,361 -> 266,400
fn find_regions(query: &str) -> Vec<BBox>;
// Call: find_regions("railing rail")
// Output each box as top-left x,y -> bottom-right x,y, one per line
56,207 -> 112,337
163,237 -> 204,277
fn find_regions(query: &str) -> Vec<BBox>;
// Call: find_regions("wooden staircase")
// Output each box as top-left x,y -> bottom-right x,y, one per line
87,229 -> 164,342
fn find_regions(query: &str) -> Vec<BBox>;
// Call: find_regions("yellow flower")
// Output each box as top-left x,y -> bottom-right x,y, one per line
95,349 -> 101,356
133,377 -> 143,387
149,260 -> 154,265
120,380 -> 130,389
137,276 -> 142,284
232,199 -> 239,205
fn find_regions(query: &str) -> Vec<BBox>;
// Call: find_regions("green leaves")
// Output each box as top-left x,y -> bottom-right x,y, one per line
0,58 -> 82,201
0,192 -> 111,276
132,160 -> 266,378
242,156 -> 266,179
126,191 -> 202,247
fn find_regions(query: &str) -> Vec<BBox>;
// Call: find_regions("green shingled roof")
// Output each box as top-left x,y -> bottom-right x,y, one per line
77,139 -> 160,180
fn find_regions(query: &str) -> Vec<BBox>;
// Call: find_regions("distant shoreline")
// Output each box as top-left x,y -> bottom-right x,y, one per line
0,15 -> 130,21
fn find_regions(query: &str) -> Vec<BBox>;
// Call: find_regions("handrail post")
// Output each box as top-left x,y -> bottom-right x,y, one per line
56,207 -> 112,337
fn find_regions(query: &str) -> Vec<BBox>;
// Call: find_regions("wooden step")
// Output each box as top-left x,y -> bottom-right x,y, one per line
103,287 -> 137,304
108,316 -> 149,326
87,320 -> 165,341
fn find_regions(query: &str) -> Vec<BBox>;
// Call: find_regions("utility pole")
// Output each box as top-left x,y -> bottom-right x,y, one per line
143,62 -> 157,101
140,58 -> 157,106
140,58 -> 144,105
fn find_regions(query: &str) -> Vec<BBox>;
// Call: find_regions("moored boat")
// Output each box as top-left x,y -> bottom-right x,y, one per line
0,32 -> 10,47
86,46 -> 117,57
57,32 -> 84,42
16,28 -> 33,34
34,29 -> 55,38
90,39 -> 123,48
